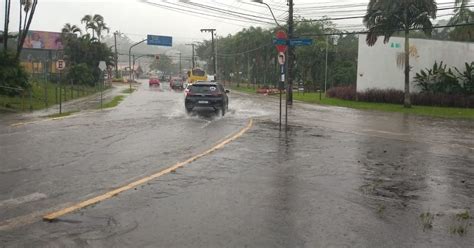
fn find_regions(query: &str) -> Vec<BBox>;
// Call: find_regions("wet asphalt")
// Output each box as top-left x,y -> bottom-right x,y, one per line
0,81 -> 473,247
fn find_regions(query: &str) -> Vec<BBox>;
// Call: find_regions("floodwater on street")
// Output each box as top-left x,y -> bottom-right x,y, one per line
1,80 -> 473,247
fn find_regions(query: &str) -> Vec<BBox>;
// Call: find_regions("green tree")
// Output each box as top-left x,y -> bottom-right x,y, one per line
149,55 -> 177,75
62,20 -> 114,85
81,15 -> 95,37
91,15 -> 109,42
62,23 -> 82,36
448,0 -> 474,41
364,0 -> 437,108
0,52 -> 29,96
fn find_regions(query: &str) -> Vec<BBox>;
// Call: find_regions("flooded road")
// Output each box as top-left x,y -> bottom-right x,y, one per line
1,81 -> 473,247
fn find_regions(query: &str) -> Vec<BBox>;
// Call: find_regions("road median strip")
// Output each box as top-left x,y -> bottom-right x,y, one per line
42,118 -> 254,222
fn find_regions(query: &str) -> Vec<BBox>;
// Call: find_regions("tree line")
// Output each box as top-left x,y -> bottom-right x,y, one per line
196,22 -> 358,91
61,15 -> 114,86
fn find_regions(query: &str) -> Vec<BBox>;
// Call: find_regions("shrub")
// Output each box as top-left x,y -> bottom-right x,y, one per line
415,61 -> 474,95
358,88 -> 404,103
66,63 -> 95,86
327,86 -> 474,108
0,52 -> 30,96
326,85 -> 356,100
455,62 -> 474,95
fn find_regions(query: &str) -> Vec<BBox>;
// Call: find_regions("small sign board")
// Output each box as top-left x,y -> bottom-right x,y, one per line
56,60 -> 66,71
98,61 -> 107,71
278,52 -> 285,65
289,38 -> 313,47
275,30 -> 288,53
391,42 -> 401,49
147,35 -> 173,47
273,39 -> 287,46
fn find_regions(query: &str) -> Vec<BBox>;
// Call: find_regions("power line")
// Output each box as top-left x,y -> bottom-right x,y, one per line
138,0 -> 273,26
297,4 -> 474,23
217,43 -> 273,57
299,22 -> 474,37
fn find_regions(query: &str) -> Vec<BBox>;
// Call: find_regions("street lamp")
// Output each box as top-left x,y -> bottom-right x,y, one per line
251,0 -> 282,28
253,0 -> 294,131
128,38 -> 147,90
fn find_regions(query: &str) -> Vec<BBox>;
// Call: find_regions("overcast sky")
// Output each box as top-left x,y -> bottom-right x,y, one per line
2,0 -> 456,44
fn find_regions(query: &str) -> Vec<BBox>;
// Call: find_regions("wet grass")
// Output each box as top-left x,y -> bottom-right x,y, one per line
231,85 -> 474,119
449,210 -> 471,236
101,95 -> 125,109
420,212 -> 434,231
0,81 -> 100,112
121,88 -> 136,94
376,204 -> 386,216
46,111 -> 78,119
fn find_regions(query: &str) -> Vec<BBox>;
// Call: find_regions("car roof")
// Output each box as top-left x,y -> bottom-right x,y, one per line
193,81 -> 219,85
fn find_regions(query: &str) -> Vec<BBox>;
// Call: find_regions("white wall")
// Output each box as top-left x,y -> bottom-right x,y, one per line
357,34 -> 474,92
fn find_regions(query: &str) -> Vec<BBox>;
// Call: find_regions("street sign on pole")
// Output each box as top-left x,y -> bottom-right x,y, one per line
289,38 -> 313,47
98,61 -> 107,71
272,39 -> 287,46
147,35 -> 173,47
278,52 -> 285,65
275,30 -> 287,53
56,60 -> 66,71
98,61 -> 107,110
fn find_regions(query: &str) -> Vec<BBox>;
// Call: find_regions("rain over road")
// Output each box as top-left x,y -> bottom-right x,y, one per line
1,80 -> 473,247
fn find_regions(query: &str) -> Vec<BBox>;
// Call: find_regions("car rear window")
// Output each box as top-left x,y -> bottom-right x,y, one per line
189,85 -> 220,94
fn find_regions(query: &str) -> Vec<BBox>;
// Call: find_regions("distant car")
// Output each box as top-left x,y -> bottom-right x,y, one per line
170,78 -> 184,90
149,78 -> 160,86
185,82 -> 229,115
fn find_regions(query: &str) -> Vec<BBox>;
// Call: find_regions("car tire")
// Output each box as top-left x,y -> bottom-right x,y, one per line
219,107 -> 226,116
185,107 -> 193,114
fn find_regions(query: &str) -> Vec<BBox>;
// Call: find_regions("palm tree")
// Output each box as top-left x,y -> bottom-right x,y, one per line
62,23 -> 82,36
92,15 -> 110,42
455,0 -> 470,6
364,0 -> 437,108
81,15 -> 95,37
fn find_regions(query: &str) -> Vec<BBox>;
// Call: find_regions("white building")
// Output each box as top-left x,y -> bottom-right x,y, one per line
357,34 -> 474,92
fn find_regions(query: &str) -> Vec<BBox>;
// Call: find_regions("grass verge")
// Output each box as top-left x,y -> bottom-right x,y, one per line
230,85 -> 474,119
101,95 -> 125,109
0,81 -> 101,112
46,111 -> 78,119
121,88 -> 136,94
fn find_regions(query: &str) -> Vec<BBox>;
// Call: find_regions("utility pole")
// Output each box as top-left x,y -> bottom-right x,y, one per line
179,52 -> 182,75
114,31 -> 120,79
287,0 -> 294,105
325,35 -> 329,93
3,0 -> 11,52
200,29 -> 217,77
185,43 -> 196,68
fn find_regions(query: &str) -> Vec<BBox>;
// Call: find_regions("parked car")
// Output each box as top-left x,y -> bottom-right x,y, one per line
184,82 -> 229,115
149,78 -> 160,87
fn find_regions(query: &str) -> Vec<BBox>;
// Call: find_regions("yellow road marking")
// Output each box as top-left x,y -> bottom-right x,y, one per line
42,118 -> 254,221
0,202 -> 72,231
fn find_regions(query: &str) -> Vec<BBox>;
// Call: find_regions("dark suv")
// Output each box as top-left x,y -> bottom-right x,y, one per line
185,82 -> 229,115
